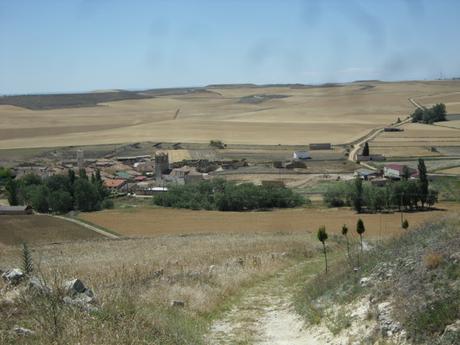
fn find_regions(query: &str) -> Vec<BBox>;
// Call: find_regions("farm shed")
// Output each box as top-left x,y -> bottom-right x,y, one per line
293,151 -> 311,160
309,143 -> 332,150
0,205 -> 33,215
354,168 -> 378,180
383,164 -> 418,180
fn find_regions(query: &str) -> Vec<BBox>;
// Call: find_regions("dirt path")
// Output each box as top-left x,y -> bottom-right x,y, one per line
51,215 -> 120,239
206,260 -> 326,345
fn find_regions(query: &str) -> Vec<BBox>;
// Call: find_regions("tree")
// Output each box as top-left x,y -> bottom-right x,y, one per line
5,178 -> 19,205
352,177 -> 363,213
402,219 -> 409,230
79,168 -> 88,180
402,166 -> 411,180
317,226 -> 328,273
362,142 -> 370,156
427,189 -> 438,208
432,103 -> 446,122
341,224 -> 350,262
418,158 -> 428,208
27,185 -> 50,213
74,179 -> 101,212
356,218 -> 366,256
48,190 -> 73,214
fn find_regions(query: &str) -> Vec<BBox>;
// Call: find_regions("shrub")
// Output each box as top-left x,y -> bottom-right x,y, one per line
101,199 -> 115,209
424,252 -> 443,270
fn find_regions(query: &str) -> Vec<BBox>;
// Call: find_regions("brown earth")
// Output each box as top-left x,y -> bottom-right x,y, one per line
0,215 -> 103,246
79,203 -> 460,240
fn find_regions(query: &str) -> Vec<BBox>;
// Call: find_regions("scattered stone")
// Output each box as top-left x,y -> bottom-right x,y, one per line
442,319 -> 460,339
360,277 -> 372,287
208,265 -> 216,275
63,278 -> 86,295
2,269 -> 25,286
12,326 -> 35,336
152,269 -> 164,279
171,300 -> 185,308
28,276 -> 51,295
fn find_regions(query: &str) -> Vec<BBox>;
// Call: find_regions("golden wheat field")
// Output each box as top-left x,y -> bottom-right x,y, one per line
79,203 -> 460,239
1,80 -> 460,149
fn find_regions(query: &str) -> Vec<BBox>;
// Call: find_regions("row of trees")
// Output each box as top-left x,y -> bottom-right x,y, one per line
324,160 -> 437,212
411,103 -> 446,124
153,178 -> 306,211
5,169 -> 112,213
317,219 -> 369,273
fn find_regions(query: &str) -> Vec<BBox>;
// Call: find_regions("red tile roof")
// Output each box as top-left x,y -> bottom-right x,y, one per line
103,179 -> 126,188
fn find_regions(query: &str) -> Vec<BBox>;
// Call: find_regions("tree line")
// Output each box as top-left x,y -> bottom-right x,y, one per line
153,178 -> 306,211
411,103 -> 447,124
324,159 -> 438,213
5,169 -> 113,213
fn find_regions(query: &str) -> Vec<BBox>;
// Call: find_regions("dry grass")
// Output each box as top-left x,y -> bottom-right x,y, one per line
0,232 -> 320,344
78,203 -> 460,239
424,251 -> 444,270
2,81 -> 460,149
0,215 -> 103,246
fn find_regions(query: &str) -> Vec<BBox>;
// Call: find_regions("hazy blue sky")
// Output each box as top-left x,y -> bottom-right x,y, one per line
1,0 -> 460,94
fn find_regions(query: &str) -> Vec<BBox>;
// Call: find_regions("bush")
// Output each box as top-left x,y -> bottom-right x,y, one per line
101,199 -> 115,209
153,179 -> 306,211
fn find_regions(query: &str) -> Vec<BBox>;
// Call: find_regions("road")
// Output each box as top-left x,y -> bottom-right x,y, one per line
347,98 -> 421,169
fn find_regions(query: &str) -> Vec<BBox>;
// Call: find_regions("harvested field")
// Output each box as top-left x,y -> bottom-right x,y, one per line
79,203 -> 460,239
2,80 -> 460,149
0,215 -> 103,246
369,122 -> 460,158
436,166 -> 460,174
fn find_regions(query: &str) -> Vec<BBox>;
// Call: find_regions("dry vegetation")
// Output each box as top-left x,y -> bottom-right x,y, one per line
0,215 -> 102,246
79,202 -> 460,239
2,80 -> 460,149
0,231 -> 321,344
369,122 -> 460,158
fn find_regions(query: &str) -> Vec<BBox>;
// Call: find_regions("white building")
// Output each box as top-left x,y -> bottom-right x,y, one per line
293,151 -> 311,160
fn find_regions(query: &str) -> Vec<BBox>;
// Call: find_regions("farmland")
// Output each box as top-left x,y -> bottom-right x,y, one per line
1,80 -> 460,150
0,215 -> 103,246
79,202 -> 460,239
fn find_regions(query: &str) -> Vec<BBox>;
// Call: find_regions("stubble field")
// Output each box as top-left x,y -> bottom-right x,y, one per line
79,202 -> 460,239
1,80 -> 460,149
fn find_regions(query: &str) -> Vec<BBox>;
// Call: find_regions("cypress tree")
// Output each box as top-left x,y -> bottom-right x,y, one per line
418,158 -> 428,208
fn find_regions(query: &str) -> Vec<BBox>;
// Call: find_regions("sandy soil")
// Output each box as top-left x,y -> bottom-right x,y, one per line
2,81 -> 460,149
79,203 -> 460,239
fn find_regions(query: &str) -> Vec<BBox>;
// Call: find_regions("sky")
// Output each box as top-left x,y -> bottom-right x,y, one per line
1,0 -> 460,95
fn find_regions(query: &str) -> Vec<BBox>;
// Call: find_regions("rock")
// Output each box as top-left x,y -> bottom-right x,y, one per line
63,278 -> 86,295
171,300 -> 185,308
28,276 -> 51,295
208,265 -> 216,275
237,258 -> 244,266
152,269 -> 164,279
442,319 -> 460,340
449,252 -> 460,263
12,326 -> 35,336
2,269 -> 25,286
377,301 -> 402,336
63,296 -> 98,312
360,277 -> 372,287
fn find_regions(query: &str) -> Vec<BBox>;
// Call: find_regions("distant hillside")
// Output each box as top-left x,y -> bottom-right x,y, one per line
0,91 -> 154,110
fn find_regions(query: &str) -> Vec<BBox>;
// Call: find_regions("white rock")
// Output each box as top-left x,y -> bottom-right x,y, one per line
2,268 -> 25,285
